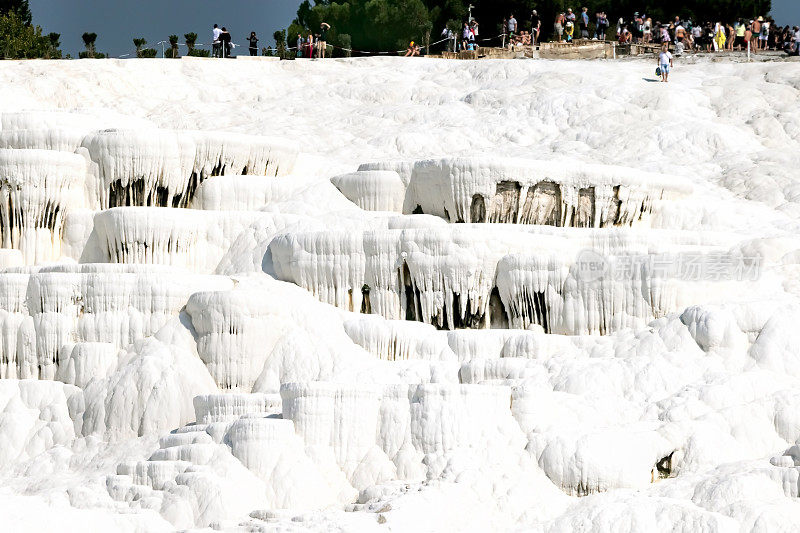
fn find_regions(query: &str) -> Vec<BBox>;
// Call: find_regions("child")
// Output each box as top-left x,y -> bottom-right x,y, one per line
658,43 -> 673,82
565,21 -> 574,43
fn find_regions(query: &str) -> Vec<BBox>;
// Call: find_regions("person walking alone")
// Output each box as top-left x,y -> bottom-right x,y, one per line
658,43 -> 673,82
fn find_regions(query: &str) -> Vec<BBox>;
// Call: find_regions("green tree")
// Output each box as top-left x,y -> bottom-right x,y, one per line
338,33 -> 352,57
133,37 -> 147,57
0,10 -> 53,58
46,31 -> 61,58
184,32 -> 197,54
273,29 -> 287,57
81,31 -> 97,57
168,34 -> 179,58
0,0 -> 31,26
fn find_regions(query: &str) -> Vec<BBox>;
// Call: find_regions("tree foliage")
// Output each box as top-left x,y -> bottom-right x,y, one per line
288,0 -> 450,53
81,31 -> 97,56
0,11 -> 60,58
167,34 -> 179,58
184,32 -> 197,54
0,0 -> 31,25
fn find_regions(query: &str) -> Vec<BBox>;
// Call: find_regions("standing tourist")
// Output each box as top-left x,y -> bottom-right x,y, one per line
462,22 -> 471,51
658,43 -> 673,82
318,23 -> 330,58
753,17 -> 762,50
690,23 -> 702,50
735,21 -> 746,50
793,26 -> 800,54
726,23 -> 735,51
597,12 -> 608,40
554,12 -> 565,42
660,24 -> 671,45
248,32 -> 258,56
306,32 -> 314,58
714,22 -> 726,52
531,10 -> 541,45
633,12 -> 643,43
507,14 -> 518,39
212,24 -> 222,58
565,8 -> 576,26
580,8 -> 589,40
219,27 -> 232,57
744,24 -> 755,54
675,21 -> 686,44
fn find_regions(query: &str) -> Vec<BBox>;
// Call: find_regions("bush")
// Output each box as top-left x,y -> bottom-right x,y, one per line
273,29 -> 287,56
338,33 -> 351,57
78,51 -> 106,58
187,48 -> 210,57
140,48 -> 157,58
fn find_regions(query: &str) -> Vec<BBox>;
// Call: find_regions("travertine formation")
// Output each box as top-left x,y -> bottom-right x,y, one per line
2,57 -> 800,533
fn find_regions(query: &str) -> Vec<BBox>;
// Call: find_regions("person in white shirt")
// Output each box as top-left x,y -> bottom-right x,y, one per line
657,43 -> 673,83
212,24 -> 222,57
793,26 -> 800,54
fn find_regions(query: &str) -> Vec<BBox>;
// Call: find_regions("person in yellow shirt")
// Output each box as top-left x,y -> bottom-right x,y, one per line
734,21 -> 746,51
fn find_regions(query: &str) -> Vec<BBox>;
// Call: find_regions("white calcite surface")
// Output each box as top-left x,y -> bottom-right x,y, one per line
0,56 -> 800,532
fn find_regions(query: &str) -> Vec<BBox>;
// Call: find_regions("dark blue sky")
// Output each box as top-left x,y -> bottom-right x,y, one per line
771,0 -> 800,26
31,0 -> 303,57
30,0 -> 800,58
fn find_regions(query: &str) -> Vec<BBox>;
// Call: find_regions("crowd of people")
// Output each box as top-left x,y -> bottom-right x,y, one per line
497,9 -> 800,56
208,11 -> 799,60
611,13 -> 799,55
296,23 -> 331,58
439,20 -> 481,52
210,22 -> 330,58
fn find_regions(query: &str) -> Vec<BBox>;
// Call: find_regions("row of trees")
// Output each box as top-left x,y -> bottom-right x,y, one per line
1,0 -> 216,60
282,0 -> 773,54
137,34 -> 213,58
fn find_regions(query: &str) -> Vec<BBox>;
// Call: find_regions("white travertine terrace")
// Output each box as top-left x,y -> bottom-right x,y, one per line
1,57 -> 800,532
